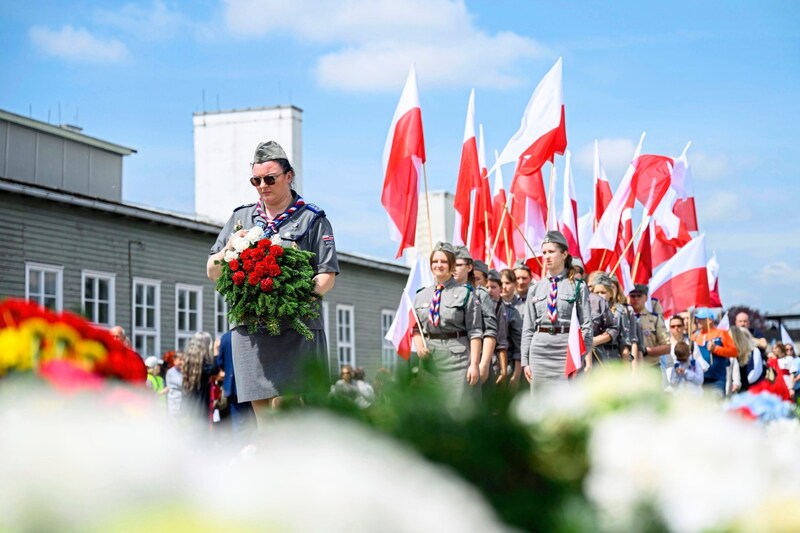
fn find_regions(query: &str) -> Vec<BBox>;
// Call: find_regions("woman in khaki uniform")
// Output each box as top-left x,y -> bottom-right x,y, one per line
412,242 -> 483,410
521,231 -> 593,388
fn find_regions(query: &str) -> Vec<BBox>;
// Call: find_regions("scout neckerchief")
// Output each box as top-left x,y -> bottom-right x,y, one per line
429,284 -> 445,327
255,194 -> 306,237
547,275 -> 561,324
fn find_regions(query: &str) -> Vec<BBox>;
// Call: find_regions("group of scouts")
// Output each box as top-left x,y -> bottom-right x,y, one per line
410,229 -> 702,410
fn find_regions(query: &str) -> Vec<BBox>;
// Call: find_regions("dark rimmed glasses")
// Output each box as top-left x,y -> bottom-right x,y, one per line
249,172 -> 285,186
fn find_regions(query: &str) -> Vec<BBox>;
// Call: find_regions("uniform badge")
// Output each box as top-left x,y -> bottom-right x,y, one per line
234,220 -> 243,232
322,234 -> 335,246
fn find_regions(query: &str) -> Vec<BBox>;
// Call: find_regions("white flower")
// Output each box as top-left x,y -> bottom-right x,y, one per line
231,235 -> 249,253
223,250 -> 238,262
244,226 -> 264,244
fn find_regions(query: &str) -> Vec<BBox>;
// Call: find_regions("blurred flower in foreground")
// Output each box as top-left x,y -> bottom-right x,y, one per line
0,386 -> 507,532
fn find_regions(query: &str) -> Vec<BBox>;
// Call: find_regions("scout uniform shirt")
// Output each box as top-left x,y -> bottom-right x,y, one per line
413,278 -> 482,341
635,308 -> 669,367
472,285 -> 498,340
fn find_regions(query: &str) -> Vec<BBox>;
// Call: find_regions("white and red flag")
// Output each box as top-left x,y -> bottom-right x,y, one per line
593,140 -> 613,227
469,124 -> 493,261
577,210 -> 594,266
633,220 -> 653,285
453,89 -> 481,246
670,142 -> 699,232
491,150 -> 515,269
494,58 -> 567,259
558,150 -> 582,260
707,251 -> 723,308
649,233 -> 711,318
385,254 -> 433,360
565,304 -> 586,378
381,65 -> 426,258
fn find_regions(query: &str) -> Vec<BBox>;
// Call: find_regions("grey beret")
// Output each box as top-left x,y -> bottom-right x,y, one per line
433,242 -> 456,255
542,230 -> 569,249
630,283 -> 649,295
473,259 -> 489,275
487,269 -> 502,282
454,245 -> 473,261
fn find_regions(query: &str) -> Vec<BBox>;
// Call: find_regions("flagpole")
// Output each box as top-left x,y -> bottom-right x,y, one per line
505,208 -> 544,270
422,163 -> 434,256
610,215 -> 651,274
483,213 -> 492,264
408,294 -> 429,351
632,250 -> 643,283
504,228 -> 512,267
488,197 -> 511,265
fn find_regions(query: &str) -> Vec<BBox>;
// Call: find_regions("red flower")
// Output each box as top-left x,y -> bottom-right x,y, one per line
267,264 -> 281,277
254,261 -> 268,277
232,271 -> 245,286
260,278 -> 274,292
250,247 -> 265,261
270,245 -> 284,257
240,248 -> 252,261
257,239 -> 272,250
248,272 -> 261,286
229,259 -> 240,271
263,255 -> 277,266
242,260 -> 255,272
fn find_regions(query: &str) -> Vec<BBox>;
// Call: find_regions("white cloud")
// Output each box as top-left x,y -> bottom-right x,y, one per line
29,25 -> 128,63
688,151 -> 730,181
757,262 -> 800,283
94,1 -> 189,41
575,138 -> 637,181
222,0 -> 548,91
700,190 -> 751,224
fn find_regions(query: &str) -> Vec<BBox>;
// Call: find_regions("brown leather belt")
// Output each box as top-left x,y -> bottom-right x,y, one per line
426,332 -> 466,340
537,325 -> 570,334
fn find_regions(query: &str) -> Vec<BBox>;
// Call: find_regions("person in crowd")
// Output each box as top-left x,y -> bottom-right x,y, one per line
669,341 -> 703,394
729,325 -> 762,393
585,274 -> 619,367
166,352 -> 184,420
513,260 -> 533,303
214,330 -> 255,437
773,343 -> 795,399
472,260 -> 490,288
667,315 -> 690,383
500,269 -> 524,391
110,325 -> 129,347
207,141 -> 339,432
521,231 -> 592,388
735,312 -> 768,352
145,356 -> 166,396
485,269 -> 509,390
412,242 -> 482,410
331,365 -> 360,403
182,331 -> 219,423
750,343 -> 792,401
691,309 -> 737,398
453,246 -> 497,384
607,275 -> 640,369
628,284 -> 670,375
353,367 -> 375,409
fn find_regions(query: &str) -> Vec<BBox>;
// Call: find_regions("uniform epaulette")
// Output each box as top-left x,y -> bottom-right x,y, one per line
233,203 -> 256,212
304,203 -> 324,214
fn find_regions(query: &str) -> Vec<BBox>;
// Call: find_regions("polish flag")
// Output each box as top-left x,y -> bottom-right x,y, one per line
652,188 -> 692,248
588,132 -> 645,257
453,89 -> 481,246
565,304 -> 586,378
491,150 -> 515,269
559,150 -> 582,260
493,58 -> 567,175
649,234 -> 711,318
577,211 -> 594,266
469,124 -> 493,262
494,58 -> 567,258
381,65 -> 426,258
633,221 -> 653,285
593,140 -> 613,227
385,255 -> 433,359
707,251 -> 723,308
670,142 -> 699,232
632,154 -> 674,215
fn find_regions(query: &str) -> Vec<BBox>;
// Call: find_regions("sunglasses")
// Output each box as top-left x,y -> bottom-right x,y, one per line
249,172 -> 285,186
670,324 -> 684,329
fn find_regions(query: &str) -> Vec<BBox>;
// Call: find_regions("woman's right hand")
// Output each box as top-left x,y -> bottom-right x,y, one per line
523,365 -> 533,383
225,229 -> 248,252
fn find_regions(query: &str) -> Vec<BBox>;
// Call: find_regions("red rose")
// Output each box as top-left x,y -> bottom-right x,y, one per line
232,271 -> 245,286
240,248 -> 252,261
260,278 -> 274,292
270,245 -> 284,257
267,264 -> 281,277
264,255 -> 277,266
254,261 -> 268,277
243,260 -> 255,272
257,239 -> 272,250
229,259 -> 240,271
248,272 -> 261,286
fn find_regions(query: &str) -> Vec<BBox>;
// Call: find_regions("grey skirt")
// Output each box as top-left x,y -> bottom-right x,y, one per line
530,331 -> 569,389
231,325 -> 328,402
419,337 -> 480,411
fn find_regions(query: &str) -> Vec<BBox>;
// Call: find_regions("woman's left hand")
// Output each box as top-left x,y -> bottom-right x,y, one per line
466,363 -> 480,386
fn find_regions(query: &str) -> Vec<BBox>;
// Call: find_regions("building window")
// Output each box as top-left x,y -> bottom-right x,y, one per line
336,304 -> 355,370
132,278 -> 160,358
215,292 -> 229,339
81,270 -> 115,327
322,301 -> 331,354
381,309 -> 396,370
25,262 -> 63,311
176,284 -> 203,351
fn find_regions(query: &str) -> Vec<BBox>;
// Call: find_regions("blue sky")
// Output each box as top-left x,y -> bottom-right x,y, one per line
2,0 -> 799,313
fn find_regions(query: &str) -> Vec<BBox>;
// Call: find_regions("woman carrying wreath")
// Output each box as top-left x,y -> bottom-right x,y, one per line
207,141 -> 339,430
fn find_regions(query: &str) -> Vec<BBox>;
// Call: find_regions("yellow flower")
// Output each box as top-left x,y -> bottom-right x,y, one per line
0,327 -> 33,374
74,339 -> 108,368
42,322 -> 81,362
